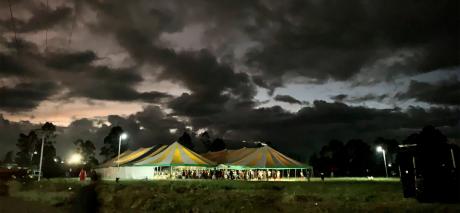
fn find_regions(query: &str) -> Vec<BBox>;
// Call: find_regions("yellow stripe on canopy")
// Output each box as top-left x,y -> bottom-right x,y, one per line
98,150 -> 133,168
203,147 -> 257,164
115,147 -> 152,165
230,145 -> 306,169
134,142 -> 215,167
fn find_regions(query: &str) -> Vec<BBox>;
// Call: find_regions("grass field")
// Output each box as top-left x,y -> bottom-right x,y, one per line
5,178 -> 460,212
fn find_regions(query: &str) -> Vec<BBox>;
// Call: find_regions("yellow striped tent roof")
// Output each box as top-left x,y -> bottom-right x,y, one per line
134,142 -> 216,167
202,149 -> 229,164
98,149 -> 133,168
202,147 -> 257,164
230,146 -> 307,169
130,145 -> 168,164
227,148 -> 257,163
114,146 -> 155,166
99,145 -> 167,167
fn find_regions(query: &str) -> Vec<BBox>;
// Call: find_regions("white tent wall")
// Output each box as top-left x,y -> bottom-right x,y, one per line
96,166 -> 160,180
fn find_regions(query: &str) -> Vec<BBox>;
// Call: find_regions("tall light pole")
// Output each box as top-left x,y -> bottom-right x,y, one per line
117,133 -> 128,168
38,134 -> 45,181
376,146 -> 388,177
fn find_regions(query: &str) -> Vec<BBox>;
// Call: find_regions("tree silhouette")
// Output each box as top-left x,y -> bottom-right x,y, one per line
100,126 -> 126,161
401,125 -> 459,202
199,131 -> 212,151
15,131 -> 39,166
3,151 -> 14,164
310,139 -> 375,177
344,139 -> 374,176
40,122 -> 61,178
210,138 -> 226,152
74,139 -> 98,166
178,131 -> 194,150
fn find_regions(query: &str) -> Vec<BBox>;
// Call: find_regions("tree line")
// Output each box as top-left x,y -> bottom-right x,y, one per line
3,122 -> 457,178
1,123 -> 230,178
309,125 -> 459,177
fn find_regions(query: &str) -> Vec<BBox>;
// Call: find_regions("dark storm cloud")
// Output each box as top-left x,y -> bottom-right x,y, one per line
0,53 -> 29,76
1,0 -> 459,161
45,51 -> 97,71
0,37 -> 170,104
245,0 -> 459,86
158,50 -> 257,116
348,94 -> 388,103
66,66 -> 173,103
106,106 -> 185,148
0,81 -> 59,112
0,39 -> 45,77
274,94 -> 302,105
0,3 -> 72,33
331,94 -> 348,102
331,93 -> 388,103
397,79 -> 460,106
82,1 -> 257,116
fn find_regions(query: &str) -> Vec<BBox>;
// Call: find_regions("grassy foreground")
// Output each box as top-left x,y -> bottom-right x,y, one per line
6,178 -> 460,212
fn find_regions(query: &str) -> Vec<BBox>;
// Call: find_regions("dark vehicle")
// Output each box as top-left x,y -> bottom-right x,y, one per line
397,143 -> 459,203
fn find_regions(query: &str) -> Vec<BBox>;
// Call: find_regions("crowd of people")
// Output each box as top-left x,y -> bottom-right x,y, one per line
169,168 -> 313,181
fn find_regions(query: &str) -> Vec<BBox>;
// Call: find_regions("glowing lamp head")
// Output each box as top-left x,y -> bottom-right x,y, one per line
376,146 -> 384,152
120,133 -> 128,140
68,153 -> 82,164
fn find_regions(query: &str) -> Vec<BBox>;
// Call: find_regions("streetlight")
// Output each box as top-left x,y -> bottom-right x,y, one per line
68,153 -> 82,164
376,146 -> 388,177
117,133 -> 128,168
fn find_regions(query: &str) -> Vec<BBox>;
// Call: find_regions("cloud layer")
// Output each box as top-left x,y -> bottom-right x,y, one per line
0,0 -> 459,159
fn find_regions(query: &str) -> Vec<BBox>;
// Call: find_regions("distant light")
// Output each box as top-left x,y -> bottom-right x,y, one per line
376,146 -> 383,152
53,158 -> 58,162
388,163 -> 392,167
139,126 -> 145,130
33,151 -> 38,155
61,160 -> 65,164
120,133 -> 128,140
169,128 -> 178,134
186,126 -> 193,131
242,140 -> 246,143
68,153 -> 82,164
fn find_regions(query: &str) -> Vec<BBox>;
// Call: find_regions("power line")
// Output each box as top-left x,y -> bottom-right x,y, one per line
44,0 -> 49,54
68,3 -> 77,48
7,0 -> 18,53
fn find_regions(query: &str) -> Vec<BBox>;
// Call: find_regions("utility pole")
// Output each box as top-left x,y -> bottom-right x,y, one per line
38,134 -> 45,181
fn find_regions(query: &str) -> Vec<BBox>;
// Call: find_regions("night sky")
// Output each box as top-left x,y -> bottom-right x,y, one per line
0,0 -> 459,160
